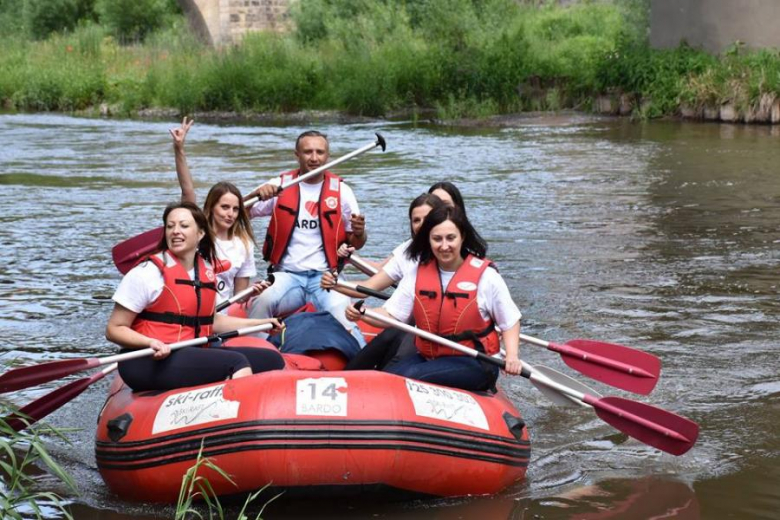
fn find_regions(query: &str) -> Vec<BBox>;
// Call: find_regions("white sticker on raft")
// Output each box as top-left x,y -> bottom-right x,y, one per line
152,384 -> 240,435
405,379 -> 489,430
296,377 -> 348,416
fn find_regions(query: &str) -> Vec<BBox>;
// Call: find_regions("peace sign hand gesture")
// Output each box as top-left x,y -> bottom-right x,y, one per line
170,116 -> 194,151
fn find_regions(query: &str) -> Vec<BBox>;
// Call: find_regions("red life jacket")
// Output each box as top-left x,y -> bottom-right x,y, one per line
262,169 -> 346,270
131,252 -> 218,343
412,255 -> 500,359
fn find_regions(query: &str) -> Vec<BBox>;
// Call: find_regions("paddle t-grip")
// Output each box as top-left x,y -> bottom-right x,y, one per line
375,133 -> 386,151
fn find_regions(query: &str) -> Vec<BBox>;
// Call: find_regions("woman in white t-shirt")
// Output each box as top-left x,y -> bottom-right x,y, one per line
106,202 -> 284,391
171,118 -> 264,309
345,205 -> 522,392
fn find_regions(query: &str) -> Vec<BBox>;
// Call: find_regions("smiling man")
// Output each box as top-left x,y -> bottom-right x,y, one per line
245,130 -> 368,346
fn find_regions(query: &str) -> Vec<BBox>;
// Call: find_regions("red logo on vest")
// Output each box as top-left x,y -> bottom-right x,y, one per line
305,201 -> 319,216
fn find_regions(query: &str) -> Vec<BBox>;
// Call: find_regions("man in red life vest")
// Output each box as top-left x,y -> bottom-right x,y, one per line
245,131 -> 368,346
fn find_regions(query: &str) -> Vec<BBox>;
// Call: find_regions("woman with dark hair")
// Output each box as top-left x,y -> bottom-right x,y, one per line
428,181 -> 467,218
106,202 -> 285,392
171,118 -> 267,309
346,205 -> 522,391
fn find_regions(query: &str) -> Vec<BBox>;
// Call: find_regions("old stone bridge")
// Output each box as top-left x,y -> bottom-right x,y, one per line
177,0 -> 291,46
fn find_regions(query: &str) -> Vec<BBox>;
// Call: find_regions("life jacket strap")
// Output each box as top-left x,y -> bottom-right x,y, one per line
137,311 -> 215,328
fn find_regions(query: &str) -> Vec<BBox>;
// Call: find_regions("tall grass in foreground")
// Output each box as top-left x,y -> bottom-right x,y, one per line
175,442 -> 279,520
0,413 -> 76,520
3,0 -> 780,119
0,408 -> 275,519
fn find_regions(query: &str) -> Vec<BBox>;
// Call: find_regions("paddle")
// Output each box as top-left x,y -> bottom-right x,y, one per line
214,274 -> 275,313
111,133 -> 387,275
518,335 -> 660,396
0,323 -> 274,394
354,303 -> 698,456
243,133 -> 386,207
336,280 -> 660,395
343,253 -> 398,289
112,226 -> 164,276
4,364 -> 118,432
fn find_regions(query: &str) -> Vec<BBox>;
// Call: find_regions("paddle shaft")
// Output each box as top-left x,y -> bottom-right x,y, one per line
347,253 -> 379,276
245,133 -> 386,208
100,323 -> 274,366
359,307 -> 692,446
214,274 -> 274,313
335,280 -> 391,300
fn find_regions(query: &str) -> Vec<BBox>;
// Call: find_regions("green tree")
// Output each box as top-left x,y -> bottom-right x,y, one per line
21,0 -> 96,40
95,0 -> 178,43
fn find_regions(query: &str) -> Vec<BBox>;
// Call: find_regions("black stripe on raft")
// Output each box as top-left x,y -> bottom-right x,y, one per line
97,441 -> 530,471
96,418 -> 529,449
96,426 -> 530,463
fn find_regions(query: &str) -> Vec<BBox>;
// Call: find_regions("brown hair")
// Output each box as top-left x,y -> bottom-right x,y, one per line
203,181 -> 255,249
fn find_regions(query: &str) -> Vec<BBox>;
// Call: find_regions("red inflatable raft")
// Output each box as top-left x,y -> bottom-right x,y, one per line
95,339 -> 530,502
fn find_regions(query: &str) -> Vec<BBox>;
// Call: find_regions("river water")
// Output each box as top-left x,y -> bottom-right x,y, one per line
0,113 -> 778,519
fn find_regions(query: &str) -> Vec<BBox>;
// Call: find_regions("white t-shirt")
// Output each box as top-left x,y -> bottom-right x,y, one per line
382,238 -> 415,282
384,261 -> 522,332
215,236 -> 256,304
113,254 -> 195,313
249,175 -> 360,272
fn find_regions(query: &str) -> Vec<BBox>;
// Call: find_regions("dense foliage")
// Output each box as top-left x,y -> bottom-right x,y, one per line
1,0 -> 780,120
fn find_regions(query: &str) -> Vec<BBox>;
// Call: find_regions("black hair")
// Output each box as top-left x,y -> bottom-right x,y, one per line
295,130 -> 328,151
407,204 -> 487,264
427,181 -> 467,217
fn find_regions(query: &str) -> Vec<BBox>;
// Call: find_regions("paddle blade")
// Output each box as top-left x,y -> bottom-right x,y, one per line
5,374 -> 99,432
591,396 -> 699,456
531,365 -> 602,408
557,339 -> 661,395
0,358 -> 99,393
112,227 -> 163,274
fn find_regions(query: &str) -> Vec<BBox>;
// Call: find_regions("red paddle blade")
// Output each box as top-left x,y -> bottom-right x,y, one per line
111,227 -> 163,274
590,396 -> 699,456
5,373 -> 100,432
555,339 -> 661,395
0,358 -> 99,393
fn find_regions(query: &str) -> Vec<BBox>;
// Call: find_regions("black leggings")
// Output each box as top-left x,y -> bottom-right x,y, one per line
345,327 -> 417,371
118,346 -> 285,392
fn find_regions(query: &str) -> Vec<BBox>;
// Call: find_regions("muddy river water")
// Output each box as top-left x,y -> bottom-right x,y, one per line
0,113 -> 778,519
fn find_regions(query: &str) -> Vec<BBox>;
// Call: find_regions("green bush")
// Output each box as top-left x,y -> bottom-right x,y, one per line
95,0 -> 179,43
22,0 -> 95,40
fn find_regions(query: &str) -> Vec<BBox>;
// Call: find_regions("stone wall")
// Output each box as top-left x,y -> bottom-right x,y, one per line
651,0 -> 780,54
178,0 -> 291,46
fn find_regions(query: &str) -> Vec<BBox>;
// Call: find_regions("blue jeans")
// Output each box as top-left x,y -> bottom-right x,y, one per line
248,270 -> 366,348
384,353 -> 499,392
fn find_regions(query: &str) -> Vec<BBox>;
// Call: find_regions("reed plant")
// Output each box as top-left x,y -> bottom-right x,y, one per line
0,412 -> 77,520
175,441 -> 279,520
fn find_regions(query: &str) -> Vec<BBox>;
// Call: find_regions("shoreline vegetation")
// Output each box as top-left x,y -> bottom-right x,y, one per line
3,0 -> 780,125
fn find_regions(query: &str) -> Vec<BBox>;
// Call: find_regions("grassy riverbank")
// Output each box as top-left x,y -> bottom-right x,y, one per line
2,0 -> 780,121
